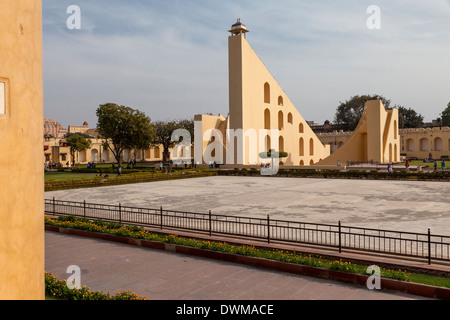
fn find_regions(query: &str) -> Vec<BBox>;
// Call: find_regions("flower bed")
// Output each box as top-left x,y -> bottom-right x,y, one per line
45,215 -> 410,282
45,271 -> 147,300
45,215 -> 450,299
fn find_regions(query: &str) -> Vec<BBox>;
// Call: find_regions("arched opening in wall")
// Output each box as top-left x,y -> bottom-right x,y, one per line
309,138 -> 314,156
389,143 -> 393,162
210,136 -> 216,158
299,123 -> 304,133
434,137 -> 443,151
278,111 -> 284,131
279,136 -> 284,152
264,108 -> 270,130
91,149 -> 99,162
394,144 -> 398,162
299,160 -> 304,166
264,82 -> 270,104
287,113 -> 293,124
299,138 -> 304,156
79,150 -> 86,163
103,149 -> 110,162
265,135 -> 271,152
420,138 -> 428,151
154,146 -> 160,158
394,121 -> 398,139
406,139 -> 414,152
278,96 -> 283,106
337,141 -> 344,149
135,149 -> 142,161
145,148 -> 151,159
309,159 -> 314,165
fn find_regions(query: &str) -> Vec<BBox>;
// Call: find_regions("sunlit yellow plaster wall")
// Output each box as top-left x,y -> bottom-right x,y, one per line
195,26 -> 330,166
229,33 -> 330,166
0,0 -> 44,300
317,100 -> 400,165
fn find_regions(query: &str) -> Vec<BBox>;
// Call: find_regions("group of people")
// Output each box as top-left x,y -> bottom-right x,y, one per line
387,159 -> 447,173
260,163 -> 272,169
44,161 -> 62,170
86,162 -> 97,169
433,159 -> 446,172
208,161 -> 219,169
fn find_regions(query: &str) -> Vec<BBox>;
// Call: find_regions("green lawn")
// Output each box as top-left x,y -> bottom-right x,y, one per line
45,172 -> 99,181
406,160 -> 448,169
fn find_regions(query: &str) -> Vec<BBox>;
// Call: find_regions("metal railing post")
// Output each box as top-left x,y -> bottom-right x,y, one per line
338,221 -> 342,253
160,206 -> 163,229
428,228 -> 431,265
52,197 -> 55,215
267,215 -> 270,244
209,210 -> 212,237
83,200 -> 86,218
119,203 -> 122,224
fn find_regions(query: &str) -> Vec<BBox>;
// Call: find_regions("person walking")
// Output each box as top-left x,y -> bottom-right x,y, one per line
441,160 -> 446,172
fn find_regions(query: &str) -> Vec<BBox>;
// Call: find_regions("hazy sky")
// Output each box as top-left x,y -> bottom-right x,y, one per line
42,0 -> 450,129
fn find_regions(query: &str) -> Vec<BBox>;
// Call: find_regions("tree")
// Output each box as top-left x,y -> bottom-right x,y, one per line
441,102 -> 450,127
96,103 -> 153,167
65,133 -> 91,167
130,113 -> 156,161
152,119 -> 194,163
394,105 -> 424,128
334,94 -> 391,131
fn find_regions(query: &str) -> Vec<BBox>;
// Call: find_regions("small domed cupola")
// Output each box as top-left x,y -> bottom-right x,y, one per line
228,19 -> 249,38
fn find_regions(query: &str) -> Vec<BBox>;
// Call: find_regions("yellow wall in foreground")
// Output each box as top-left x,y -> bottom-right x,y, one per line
0,0 -> 44,300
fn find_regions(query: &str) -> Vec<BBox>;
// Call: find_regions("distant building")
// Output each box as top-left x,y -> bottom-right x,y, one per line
44,121 -> 169,166
44,118 -> 67,138
315,122 -> 450,161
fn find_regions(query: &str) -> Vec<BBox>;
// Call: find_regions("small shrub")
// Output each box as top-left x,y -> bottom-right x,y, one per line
93,218 -> 105,226
77,217 -> 90,223
107,222 -> 122,229
58,215 -> 77,223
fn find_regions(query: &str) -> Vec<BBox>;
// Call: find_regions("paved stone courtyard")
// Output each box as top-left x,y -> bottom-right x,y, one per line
45,175 -> 449,300
45,175 -> 450,236
45,231 -> 424,300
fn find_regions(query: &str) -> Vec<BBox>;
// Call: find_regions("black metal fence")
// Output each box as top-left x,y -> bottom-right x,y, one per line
45,198 -> 450,265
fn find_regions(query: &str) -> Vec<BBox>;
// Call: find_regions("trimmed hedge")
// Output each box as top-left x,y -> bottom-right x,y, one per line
218,168 -> 450,181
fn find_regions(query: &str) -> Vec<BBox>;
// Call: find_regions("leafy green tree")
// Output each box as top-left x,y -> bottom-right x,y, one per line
130,114 -> 156,161
65,133 -> 91,166
96,103 -> 153,167
334,94 -> 391,131
152,119 -> 194,162
441,102 -> 450,127
394,105 -> 424,128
